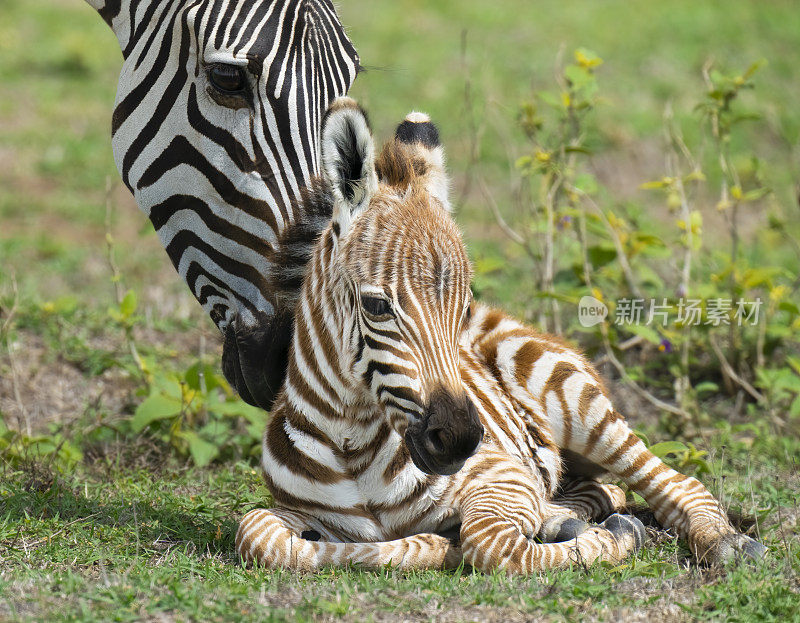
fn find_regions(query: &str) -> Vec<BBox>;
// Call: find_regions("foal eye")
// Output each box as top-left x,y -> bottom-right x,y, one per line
361,295 -> 393,319
208,64 -> 246,94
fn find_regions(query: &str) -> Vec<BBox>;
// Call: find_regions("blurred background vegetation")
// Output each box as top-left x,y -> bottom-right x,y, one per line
0,1 -> 798,620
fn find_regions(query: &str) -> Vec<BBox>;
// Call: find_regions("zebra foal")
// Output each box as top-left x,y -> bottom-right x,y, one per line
236,99 -> 767,572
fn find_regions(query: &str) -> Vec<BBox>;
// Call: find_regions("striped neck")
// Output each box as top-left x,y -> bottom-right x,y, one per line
280,228 -> 364,433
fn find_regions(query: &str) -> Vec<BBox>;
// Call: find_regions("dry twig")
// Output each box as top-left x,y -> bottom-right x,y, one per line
708,334 -> 765,404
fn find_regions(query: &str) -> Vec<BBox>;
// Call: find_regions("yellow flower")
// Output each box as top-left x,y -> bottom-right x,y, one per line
770,285 -> 788,303
574,49 -> 603,69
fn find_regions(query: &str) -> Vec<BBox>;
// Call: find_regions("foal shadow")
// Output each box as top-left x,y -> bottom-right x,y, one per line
0,465 -> 241,560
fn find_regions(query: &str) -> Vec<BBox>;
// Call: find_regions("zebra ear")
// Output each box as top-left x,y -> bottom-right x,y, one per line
320,98 -> 379,237
394,112 -> 450,210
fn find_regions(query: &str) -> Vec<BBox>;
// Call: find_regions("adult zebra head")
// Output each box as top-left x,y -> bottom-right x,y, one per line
287,98 -> 484,475
85,0 -> 360,409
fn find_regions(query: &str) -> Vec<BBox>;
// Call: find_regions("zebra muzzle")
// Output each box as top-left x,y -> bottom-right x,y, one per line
404,390 -> 483,476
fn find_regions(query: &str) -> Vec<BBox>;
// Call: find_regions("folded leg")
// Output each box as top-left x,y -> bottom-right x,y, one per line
454,456 -> 644,572
539,480 -> 627,543
236,507 -> 461,571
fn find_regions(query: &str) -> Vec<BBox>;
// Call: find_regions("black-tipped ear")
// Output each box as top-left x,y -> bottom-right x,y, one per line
386,111 -> 450,210
321,98 -> 378,236
395,112 -> 441,149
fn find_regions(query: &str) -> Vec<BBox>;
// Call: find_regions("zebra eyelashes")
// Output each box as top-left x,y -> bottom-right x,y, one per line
208,64 -> 246,93
205,63 -> 251,107
360,294 -> 394,321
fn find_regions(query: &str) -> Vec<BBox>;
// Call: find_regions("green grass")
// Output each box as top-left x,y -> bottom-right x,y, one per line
1,0 -> 799,621
1,450 -> 798,622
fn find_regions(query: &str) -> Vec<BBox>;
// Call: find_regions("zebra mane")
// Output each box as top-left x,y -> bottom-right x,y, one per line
375,140 -> 433,191
270,180 -> 335,300
223,179 -> 334,410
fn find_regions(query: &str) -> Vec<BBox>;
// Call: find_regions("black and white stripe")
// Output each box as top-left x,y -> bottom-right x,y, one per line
85,0 -> 359,408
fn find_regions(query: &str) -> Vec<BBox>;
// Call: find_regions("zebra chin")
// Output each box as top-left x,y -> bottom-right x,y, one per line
404,433 -> 470,476
403,390 -> 484,476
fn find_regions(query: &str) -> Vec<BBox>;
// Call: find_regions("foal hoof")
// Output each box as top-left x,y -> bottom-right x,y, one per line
601,514 -> 647,551
540,516 -> 589,543
706,534 -> 767,565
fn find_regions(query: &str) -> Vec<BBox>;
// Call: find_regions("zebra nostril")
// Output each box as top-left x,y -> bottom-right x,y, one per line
426,428 -> 447,455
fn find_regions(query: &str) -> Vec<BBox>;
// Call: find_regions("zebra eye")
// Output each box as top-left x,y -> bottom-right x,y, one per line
208,64 -> 246,94
361,295 -> 393,320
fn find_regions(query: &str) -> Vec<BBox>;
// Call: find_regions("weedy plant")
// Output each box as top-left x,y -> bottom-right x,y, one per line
493,49 -> 800,439
103,225 -> 267,467
0,209 -> 266,470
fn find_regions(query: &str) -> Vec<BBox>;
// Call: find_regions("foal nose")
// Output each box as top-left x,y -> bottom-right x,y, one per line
422,390 -> 483,469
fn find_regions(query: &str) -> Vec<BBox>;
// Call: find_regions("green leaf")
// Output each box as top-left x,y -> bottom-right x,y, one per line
633,429 -> 650,447
210,401 -> 267,425
515,155 -> 533,171
564,64 -> 592,90
624,324 -> 662,346
695,382 -> 720,396
742,58 -> 767,80
119,290 -> 138,318
779,301 -> 800,317
742,187 -> 770,202
639,179 -> 670,190
742,267 -> 782,289
587,244 -> 617,267
574,173 -> 599,196
564,145 -> 592,155
151,375 -> 184,401
648,441 -> 688,459
730,112 -> 762,127
183,432 -> 219,467
131,393 -> 182,432
537,90 -> 562,108
185,363 -> 224,393
199,420 -> 229,445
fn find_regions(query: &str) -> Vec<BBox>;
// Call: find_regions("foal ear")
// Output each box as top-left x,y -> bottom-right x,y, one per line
394,112 -> 450,210
320,98 -> 379,237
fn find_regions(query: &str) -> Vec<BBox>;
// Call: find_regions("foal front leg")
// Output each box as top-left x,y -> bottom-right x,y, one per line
236,507 -> 461,571
539,480 -> 628,543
